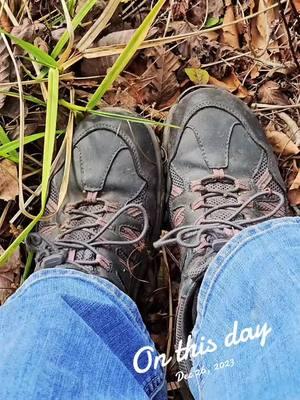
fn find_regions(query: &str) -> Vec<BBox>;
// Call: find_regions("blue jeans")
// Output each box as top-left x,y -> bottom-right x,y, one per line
0,217 -> 299,399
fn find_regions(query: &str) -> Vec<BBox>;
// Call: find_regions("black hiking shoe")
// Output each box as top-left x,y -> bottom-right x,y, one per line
155,87 -> 289,373
27,110 -> 163,301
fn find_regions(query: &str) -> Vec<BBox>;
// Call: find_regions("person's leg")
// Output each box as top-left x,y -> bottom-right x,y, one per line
0,111 -> 166,398
189,217 -> 300,399
0,268 -> 166,400
157,87 -> 293,398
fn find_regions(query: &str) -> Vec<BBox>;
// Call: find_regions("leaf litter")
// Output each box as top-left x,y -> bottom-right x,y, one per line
0,1 -> 300,397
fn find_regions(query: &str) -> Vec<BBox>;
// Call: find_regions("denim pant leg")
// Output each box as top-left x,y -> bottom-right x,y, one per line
0,269 -> 167,400
188,217 -> 300,400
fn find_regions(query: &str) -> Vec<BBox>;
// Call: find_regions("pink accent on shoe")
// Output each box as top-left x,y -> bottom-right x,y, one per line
86,192 -> 98,202
127,208 -> 142,217
96,254 -> 111,272
192,199 -> 204,211
213,169 -> 225,179
191,180 -> 204,192
67,249 -> 76,263
171,185 -> 183,198
173,207 -> 185,227
120,227 -> 145,251
97,217 -> 107,227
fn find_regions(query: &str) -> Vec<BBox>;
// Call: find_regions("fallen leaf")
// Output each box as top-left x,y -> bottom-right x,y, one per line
80,29 -> 136,77
0,159 -> 18,201
288,189 -> 300,206
257,81 -> 290,106
187,0 -> 207,26
185,68 -> 209,84
143,48 -> 181,109
265,129 -> 299,156
293,0 -> 300,12
208,0 -> 224,17
209,72 -> 249,97
0,246 -> 21,305
11,18 -> 46,55
172,0 -> 190,20
222,2 -> 239,49
80,28 -> 158,77
34,36 -> 49,53
249,0 -> 278,55
290,169 -> 300,190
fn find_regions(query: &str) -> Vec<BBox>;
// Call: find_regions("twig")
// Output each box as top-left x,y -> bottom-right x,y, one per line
278,0 -> 300,71
251,102 -> 300,111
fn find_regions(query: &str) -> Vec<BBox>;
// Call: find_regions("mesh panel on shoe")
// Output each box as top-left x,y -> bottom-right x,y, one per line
204,181 -> 238,220
170,166 -> 185,190
252,152 -> 286,214
132,186 -> 147,204
253,152 -> 268,182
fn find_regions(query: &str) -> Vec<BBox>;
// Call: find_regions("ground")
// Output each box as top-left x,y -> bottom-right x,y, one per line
0,1 -> 299,398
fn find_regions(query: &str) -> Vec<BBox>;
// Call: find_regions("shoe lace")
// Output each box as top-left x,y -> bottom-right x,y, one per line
29,200 -> 149,272
154,174 -> 285,251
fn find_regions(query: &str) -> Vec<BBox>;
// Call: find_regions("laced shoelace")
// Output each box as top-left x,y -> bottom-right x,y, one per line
154,176 -> 285,251
29,201 -> 149,271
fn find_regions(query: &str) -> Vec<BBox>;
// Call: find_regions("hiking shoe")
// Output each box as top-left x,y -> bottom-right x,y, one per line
155,87 -> 288,372
27,110 -> 163,300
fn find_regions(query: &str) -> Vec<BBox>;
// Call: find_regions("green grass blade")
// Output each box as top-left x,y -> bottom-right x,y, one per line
51,0 -> 98,59
59,99 -> 179,128
0,133 -> 45,156
0,217 -> 42,266
41,68 -> 59,209
0,29 -> 58,68
0,91 -> 46,106
21,250 -> 34,282
0,125 -> 18,159
0,69 -> 60,267
87,0 -> 166,110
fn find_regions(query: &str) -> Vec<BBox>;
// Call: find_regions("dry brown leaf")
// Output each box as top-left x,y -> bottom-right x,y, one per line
208,0 -> 224,16
104,86 -> 138,110
249,0 -> 277,55
172,0 -> 190,19
293,0 -> 300,11
187,0 -> 208,26
34,37 -> 49,53
0,246 -> 21,305
290,169 -> 300,190
265,128 -> 299,156
80,29 -> 136,77
0,10 -> 12,32
209,73 -> 250,98
288,189 -> 300,206
257,81 -> 290,106
143,48 -> 181,109
0,159 -> 18,201
11,18 -> 46,55
221,2 -> 239,49
168,21 -> 206,58
80,28 -> 158,77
